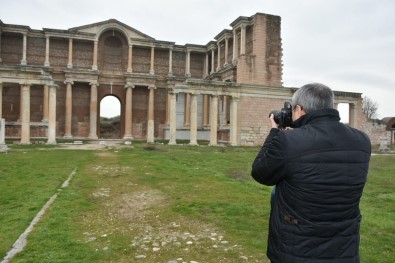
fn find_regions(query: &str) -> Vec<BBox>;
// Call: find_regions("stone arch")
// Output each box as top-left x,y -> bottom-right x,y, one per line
97,29 -> 129,73
99,95 -> 122,139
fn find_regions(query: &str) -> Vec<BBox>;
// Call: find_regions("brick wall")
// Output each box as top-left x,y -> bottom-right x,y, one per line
239,96 -> 285,145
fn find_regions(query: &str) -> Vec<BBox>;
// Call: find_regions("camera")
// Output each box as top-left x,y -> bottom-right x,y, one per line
269,101 -> 293,128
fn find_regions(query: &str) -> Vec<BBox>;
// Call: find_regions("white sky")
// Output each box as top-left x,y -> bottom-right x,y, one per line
1,0 -> 394,119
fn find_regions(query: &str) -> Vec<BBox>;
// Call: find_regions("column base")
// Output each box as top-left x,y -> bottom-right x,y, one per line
88,135 -> 98,140
63,135 -> 73,139
123,135 -> 134,140
46,141 -> 57,145
189,142 -> 199,146
0,144 -> 9,153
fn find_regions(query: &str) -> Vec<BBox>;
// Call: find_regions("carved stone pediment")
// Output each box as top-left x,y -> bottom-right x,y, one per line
69,19 -> 154,41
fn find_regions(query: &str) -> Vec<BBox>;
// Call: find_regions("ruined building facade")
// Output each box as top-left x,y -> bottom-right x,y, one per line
0,13 -> 367,145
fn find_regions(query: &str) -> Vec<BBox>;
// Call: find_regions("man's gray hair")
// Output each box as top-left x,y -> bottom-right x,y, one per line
291,83 -> 334,113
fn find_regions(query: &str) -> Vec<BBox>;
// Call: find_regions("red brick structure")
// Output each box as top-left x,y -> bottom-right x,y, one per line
0,13 -> 367,145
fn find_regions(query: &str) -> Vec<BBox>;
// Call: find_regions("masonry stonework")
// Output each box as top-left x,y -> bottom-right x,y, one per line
0,12 -> 371,145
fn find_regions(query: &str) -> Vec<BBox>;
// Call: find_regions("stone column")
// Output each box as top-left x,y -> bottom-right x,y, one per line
224,36 -> 229,66
204,53 -> 209,77
21,33 -> 27,65
186,49 -> 191,77
210,49 -> 215,74
44,36 -> 50,67
168,48 -> 173,76
0,82 -> 3,118
147,86 -> 156,143
123,84 -> 134,139
168,92 -> 177,145
209,95 -> 218,146
0,30 -> 2,63
165,87 -> 173,125
64,81 -> 73,138
42,85 -> 49,122
240,25 -> 246,56
232,30 -> 238,64
230,96 -> 239,146
189,93 -> 198,146
47,85 -> 57,144
127,44 -> 133,72
88,82 -> 98,139
216,42 -> 221,71
202,95 -> 209,126
67,38 -> 73,69
0,118 -> 7,153
20,83 -> 30,144
92,40 -> 98,70
149,46 -> 155,75
221,96 -> 228,126
184,93 -> 191,126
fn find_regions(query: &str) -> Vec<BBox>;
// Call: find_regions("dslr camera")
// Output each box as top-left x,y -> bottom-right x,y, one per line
269,101 -> 293,128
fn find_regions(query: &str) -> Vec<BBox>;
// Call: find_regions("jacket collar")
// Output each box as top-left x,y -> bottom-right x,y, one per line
291,109 -> 341,128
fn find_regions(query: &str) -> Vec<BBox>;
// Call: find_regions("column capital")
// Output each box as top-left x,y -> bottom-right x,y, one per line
148,85 -> 156,90
19,82 -> 31,87
89,82 -> 99,87
64,79 -> 74,85
124,83 -> 135,89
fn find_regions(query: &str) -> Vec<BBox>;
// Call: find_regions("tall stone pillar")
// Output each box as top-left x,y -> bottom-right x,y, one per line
21,33 -> 27,65
204,53 -> 209,77
165,87 -> 173,125
92,40 -> 98,70
47,85 -> 57,144
230,96 -> 239,146
0,82 -> 3,118
224,36 -> 229,66
127,44 -> 133,72
216,42 -> 221,71
67,38 -> 73,69
168,48 -> 173,76
88,82 -> 98,139
149,46 -> 155,75
210,49 -> 215,74
184,93 -> 191,126
221,96 -> 228,126
189,93 -> 198,146
64,81 -> 73,138
186,50 -> 191,77
168,92 -> 177,145
240,25 -> 246,56
232,30 -> 238,65
20,84 -> 30,144
42,85 -> 49,122
202,95 -> 209,127
123,84 -> 134,139
0,30 -> 2,63
147,86 -> 156,143
209,95 -> 218,146
44,36 -> 50,67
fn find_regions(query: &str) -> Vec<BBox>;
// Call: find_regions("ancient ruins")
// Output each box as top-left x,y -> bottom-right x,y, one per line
0,13 -> 370,146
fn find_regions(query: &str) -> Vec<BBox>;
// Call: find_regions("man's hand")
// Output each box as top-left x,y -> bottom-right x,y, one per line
269,114 -> 279,129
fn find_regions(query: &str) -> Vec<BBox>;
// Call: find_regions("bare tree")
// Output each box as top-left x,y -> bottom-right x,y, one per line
362,96 -> 378,120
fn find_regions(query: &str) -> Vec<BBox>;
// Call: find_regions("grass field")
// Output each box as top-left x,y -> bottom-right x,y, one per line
0,142 -> 394,262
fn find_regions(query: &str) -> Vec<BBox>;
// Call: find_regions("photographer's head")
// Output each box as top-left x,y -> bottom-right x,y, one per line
292,83 -> 334,121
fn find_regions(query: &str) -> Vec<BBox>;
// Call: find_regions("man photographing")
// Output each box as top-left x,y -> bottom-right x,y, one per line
251,83 -> 371,262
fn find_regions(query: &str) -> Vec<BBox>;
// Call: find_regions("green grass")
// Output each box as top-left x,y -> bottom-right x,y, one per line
0,143 -> 394,262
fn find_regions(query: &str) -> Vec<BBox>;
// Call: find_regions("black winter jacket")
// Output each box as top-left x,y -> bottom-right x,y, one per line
251,109 -> 371,263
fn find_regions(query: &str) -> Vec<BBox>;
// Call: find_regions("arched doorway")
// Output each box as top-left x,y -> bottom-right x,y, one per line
100,95 -> 121,139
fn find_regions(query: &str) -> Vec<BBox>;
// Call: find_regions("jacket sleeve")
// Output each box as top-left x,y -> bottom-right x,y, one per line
251,128 -> 287,186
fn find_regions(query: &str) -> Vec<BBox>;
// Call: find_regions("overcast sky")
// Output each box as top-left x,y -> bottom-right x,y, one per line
1,0 -> 394,119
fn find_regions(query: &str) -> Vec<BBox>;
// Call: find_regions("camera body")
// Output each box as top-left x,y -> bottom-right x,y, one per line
269,101 -> 293,128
